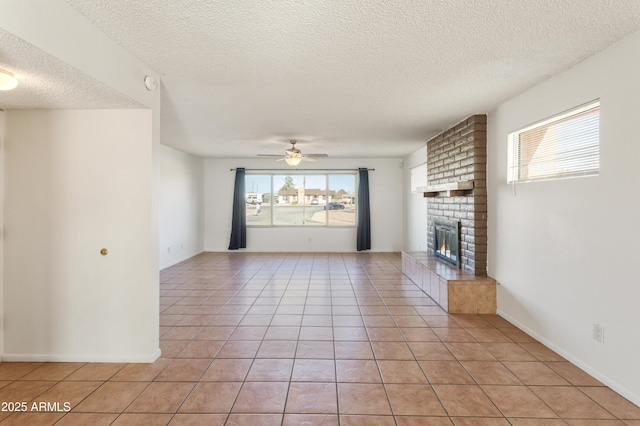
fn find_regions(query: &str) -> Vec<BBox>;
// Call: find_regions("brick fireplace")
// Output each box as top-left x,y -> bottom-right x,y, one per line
426,114 -> 487,276
402,114 -> 494,314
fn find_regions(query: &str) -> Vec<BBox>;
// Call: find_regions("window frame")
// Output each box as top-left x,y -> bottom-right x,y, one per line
507,100 -> 600,184
245,172 -> 358,228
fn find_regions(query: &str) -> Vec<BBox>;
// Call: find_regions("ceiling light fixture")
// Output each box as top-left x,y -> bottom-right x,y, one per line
0,68 -> 19,90
258,140 -> 328,165
284,155 -> 303,167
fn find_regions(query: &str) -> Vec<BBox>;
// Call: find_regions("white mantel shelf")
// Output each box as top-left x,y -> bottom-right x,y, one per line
418,181 -> 474,197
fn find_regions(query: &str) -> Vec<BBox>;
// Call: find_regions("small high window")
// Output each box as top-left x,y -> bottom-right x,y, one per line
508,100 -> 600,183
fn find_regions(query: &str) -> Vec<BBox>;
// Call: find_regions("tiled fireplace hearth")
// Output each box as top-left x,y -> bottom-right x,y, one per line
403,114 -> 496,314
402,251 -> 496,314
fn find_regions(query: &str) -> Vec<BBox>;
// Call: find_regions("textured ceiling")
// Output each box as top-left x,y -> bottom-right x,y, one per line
10,1 -> 640,158
0,29 -> 142,110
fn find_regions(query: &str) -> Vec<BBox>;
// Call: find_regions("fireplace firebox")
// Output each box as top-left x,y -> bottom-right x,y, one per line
434,220 -> 460,267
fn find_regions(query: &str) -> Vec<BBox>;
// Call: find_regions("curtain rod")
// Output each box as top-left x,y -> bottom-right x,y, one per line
230,168 -> 375,172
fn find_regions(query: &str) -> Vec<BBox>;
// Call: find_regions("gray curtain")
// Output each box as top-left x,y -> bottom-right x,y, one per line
357,168 -> 371,251
228,168 -> 246,250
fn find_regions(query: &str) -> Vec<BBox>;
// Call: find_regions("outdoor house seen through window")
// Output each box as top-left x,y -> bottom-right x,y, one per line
245,173 -> 357,227
507,100 -> 600,183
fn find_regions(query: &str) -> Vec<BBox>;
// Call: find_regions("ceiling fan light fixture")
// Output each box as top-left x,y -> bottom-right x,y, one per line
257,139 -> 326,165
284,156 -> 302,167
0,68 -> 19,90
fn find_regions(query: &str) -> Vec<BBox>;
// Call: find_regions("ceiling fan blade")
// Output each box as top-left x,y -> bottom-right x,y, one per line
257,154 -> 283,157
303,154 -> 328,158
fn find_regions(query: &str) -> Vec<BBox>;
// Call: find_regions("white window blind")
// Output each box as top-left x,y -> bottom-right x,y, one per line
508,100 -> 600,183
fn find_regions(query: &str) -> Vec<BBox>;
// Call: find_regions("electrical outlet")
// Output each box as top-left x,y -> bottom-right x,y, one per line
592,323 -> 604,343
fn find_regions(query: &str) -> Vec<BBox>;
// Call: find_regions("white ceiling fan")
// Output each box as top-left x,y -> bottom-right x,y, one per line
257,140 -> 328,167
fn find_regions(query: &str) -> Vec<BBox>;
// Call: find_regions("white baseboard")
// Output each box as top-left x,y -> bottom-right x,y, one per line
160,250 -> 205,270
2,348 -> 161,363
497,309 -> 640,408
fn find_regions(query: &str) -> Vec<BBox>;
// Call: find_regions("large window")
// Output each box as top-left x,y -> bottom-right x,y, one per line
245,173 -> 356,227
507,100 -> 600,183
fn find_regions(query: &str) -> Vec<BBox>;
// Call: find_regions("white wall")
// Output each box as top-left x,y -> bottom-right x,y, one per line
1,0 -> 161,363
3,110 -> 158,362
205,157 -> 403,252
159,145 -> 204,269
403,146 -> 428,251
488,31 -> 640,405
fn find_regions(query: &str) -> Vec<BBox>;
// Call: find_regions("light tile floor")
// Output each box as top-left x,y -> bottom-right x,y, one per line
1,252 -> 639,425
